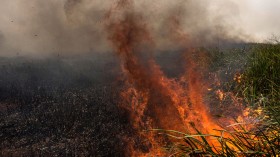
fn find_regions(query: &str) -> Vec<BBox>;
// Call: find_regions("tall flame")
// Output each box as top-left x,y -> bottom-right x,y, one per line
104,0 -> 236,156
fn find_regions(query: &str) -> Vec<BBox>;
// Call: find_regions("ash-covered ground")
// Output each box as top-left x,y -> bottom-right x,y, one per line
0,53 -> 127,156
0,51 -> 187,156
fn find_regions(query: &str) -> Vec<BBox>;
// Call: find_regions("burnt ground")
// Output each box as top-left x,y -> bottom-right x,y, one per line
0,51 -> 186,156
0,54 -> 133,156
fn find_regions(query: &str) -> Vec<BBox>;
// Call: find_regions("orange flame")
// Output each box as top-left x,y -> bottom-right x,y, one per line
104,0 -> 247,156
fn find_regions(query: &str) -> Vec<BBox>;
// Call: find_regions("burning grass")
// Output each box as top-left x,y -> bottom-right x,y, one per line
164,43 -> 280,156
158,121 -> 279,156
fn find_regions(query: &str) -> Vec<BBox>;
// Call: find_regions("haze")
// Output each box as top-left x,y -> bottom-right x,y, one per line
0,0 -> 279,56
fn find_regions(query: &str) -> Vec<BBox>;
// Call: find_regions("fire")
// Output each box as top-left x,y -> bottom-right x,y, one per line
216,89 -> 225,101
234,73 -> 242,83
103,0 -> 247,156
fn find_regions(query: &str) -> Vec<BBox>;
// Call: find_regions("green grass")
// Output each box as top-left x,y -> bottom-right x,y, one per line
238,44 -> 280,106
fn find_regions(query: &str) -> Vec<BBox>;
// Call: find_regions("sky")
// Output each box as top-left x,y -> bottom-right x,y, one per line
0,0 -> 279,56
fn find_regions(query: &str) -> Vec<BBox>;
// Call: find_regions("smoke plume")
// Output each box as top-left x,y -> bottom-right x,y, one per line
0,0 -> 264,57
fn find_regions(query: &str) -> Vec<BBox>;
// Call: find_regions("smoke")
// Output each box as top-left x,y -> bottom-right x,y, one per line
0,0 -> 109,57
1,0 -> 278,57
0,31 -> 4,46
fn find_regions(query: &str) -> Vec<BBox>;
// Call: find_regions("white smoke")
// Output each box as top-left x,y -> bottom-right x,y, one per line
0,0 -> 279,57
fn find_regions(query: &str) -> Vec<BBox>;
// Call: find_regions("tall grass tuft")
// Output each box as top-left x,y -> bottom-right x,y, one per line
158,121 -> 279,157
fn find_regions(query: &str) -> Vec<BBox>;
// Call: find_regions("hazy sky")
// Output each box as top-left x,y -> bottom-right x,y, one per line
207,0 -> 280,40
237,0 -> 280,40
0,0 -> 279,56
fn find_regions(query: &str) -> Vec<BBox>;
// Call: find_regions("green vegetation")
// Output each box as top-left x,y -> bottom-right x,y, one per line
168,43 -> 280,156
238,43 -> 280,107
